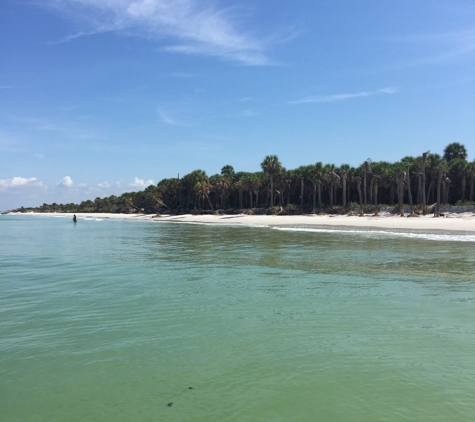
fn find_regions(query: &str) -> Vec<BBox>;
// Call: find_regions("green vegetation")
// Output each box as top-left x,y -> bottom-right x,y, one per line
17,143 -> 475,216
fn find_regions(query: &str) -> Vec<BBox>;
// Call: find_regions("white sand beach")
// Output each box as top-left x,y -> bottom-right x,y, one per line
18,211 -> 475,232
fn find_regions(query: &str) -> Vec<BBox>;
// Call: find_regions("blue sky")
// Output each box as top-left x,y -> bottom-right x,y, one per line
1,0 -> 474,210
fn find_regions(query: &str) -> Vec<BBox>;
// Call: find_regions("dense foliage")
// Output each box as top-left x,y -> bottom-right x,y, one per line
18,143 -> 475,215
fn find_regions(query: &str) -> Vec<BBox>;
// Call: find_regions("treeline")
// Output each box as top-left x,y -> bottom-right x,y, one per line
22,142 -> 475,216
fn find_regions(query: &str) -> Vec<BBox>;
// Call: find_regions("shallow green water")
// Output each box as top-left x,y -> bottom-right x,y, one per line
1,215 -> 475,421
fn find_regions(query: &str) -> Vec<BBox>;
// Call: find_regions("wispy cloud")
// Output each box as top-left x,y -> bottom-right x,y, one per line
47,29 -> 110,45
169,71 -> 196,78
43,0 -> 272,65
157,108 -> 185,126
389,28 -> 475,67
7,115 -> 103,141
291,87 -> 398,104
98,181 -> 110,188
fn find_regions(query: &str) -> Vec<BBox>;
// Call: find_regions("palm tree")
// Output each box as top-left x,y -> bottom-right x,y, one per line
260,155 -> 282,207
233,174 -> 245,209
435,167 -> 443,217
221,165 -> 235,180
183,169 -> 210,209
421,151 -> 428,214
354,176 -> 364,216
143,184 -> 165,211
449,158 -> 469,203
212,175 -> 231,209
469,160 -> 475,203
430,158 -> 449,216
405,165 -> 415,215
340,169 -> 348,213
396,168 -> 406,216
296,165 -> 311,213
372,175 -> 382,216
323,164 -> 339,208
363,159 -> 372,205
426,153 -> 445,205
278,169 -> 293,207
250,172 -> 265,209
308,162 -> 324,213
443,142 -> 468,161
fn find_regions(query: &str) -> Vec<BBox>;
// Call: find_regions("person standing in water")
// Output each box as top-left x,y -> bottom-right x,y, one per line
73,214 -> 77,223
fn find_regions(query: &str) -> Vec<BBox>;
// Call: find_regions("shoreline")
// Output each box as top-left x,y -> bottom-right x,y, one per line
7,211 -> 475,233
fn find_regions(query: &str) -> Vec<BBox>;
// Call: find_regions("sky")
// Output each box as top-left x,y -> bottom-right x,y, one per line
1,0 -> 474,210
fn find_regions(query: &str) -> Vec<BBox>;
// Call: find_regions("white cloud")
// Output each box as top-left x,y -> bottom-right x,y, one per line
157,108 -> 180,125
98,181 -> 110,188
129,177 -> 154,188
291,87 -> 398,104
44,0 -> 271,65
387,28 -> 475,68
0,177 -> 44,191
57,176 -> 74,187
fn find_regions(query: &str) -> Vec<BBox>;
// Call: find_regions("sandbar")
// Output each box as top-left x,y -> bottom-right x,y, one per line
13,211 -> 475,233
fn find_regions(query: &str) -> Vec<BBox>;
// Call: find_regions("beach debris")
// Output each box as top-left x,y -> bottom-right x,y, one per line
167,402 -> 173,407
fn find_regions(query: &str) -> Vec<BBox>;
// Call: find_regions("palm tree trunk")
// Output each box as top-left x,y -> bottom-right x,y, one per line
417,174 -> 422,209
356,179 -> 363,216
422,152 -> 427,214
406,166 -> 414,215
300,177 -> 304,213
427,181 -> 434,205
363,169 -> 367,205
270,176 -> 274,207
435,169 -> 442,217
442,178 -> 447,204
470,168 -> 474,203
342,175 -> 347,213
369,178 -> 374,203
317,181 -> 322,213
329,182 -> 334,207
312,182 -> 317,214
206,194 -> 214,211
461,173 -> 466,203
388,184 -> 395,206
397,170 -> 404,216
374,179 -> 379,216
347,181 -> 351,208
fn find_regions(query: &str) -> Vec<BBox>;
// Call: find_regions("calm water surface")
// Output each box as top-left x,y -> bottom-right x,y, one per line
1,215 -> 475,421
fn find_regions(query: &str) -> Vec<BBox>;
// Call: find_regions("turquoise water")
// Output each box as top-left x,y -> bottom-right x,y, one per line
1,214 -> 475,421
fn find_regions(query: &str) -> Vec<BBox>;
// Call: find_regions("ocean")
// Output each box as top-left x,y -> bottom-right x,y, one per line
1,214 -> 475,421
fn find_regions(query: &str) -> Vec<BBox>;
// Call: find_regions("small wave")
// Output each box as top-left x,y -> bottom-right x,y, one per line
271,226 -> 475,242
170,221 -> 248,228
